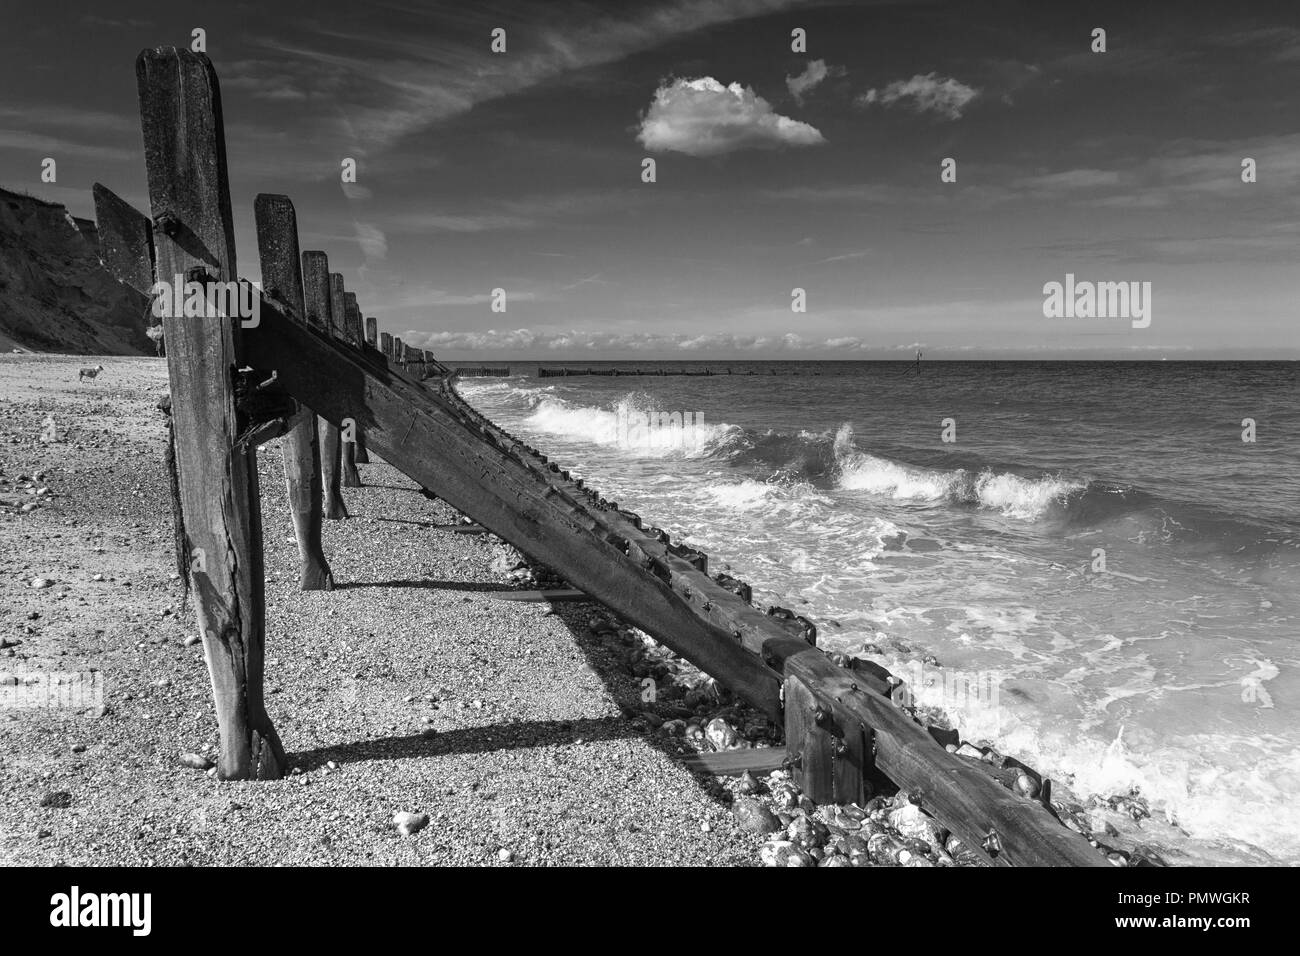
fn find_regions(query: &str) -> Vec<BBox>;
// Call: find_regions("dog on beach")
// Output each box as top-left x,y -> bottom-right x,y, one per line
79,365 -> 105,382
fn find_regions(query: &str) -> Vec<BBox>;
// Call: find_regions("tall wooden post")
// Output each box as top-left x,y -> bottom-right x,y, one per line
301,252 -> 348,519
343,291 -> 369,464
365,316 -> 377,348
332,274 -> 362,487
136,47 -> 284,779
253,194 -> 334,591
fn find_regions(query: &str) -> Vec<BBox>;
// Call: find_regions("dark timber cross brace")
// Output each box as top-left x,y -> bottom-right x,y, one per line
99,47 -> 1107,864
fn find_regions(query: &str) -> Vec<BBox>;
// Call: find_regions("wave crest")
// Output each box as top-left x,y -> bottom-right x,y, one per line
523,393 -> 740,458
832,424 -> 1086,519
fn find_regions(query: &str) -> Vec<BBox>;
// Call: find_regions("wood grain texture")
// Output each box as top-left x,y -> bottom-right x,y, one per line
784,675 -> 837,805
300,252 -> 347,520
253,194 -> 333,591
342,293 -> 369,463
332,275 -> 362,487
137,46 -> 284,780
91,183 -> 155,296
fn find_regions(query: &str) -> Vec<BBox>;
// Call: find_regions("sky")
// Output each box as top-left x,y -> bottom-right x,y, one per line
2,0 -> 1298,359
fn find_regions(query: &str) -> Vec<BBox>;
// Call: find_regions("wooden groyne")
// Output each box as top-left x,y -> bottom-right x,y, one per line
453,366 -> 510,377
92,47 -> 1105,867
536,367 -> 825,377
539,367 -> 723,377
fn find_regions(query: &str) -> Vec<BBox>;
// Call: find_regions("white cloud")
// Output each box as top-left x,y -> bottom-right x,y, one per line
411,328 -> 874,353
637,77 -> 826,157
857,72 -> 978,119
785,59 -> 839,104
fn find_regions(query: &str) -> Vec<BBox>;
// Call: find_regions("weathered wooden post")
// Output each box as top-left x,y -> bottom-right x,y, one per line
365,316 -> 377,348
254,194 -> 334,591
379,331 -> 392,361
331,274 -> 362,487
343,291 -> 369,465
342,291 -> 363,345
783,675 -> 865,805
136,46 -> 285,779
301,252 -> 348,519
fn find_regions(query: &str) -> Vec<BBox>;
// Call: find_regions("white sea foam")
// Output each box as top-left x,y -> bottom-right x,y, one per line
457,378 -> 1300,864
832,424 -> 1084,518
524,394 -> 739,458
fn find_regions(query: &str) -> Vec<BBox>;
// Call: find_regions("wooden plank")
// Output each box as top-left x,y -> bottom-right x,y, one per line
484,589 -> 587,603
431,523 -> 490,535
300,252 -> 347,520
253,194 -> 333,591
91,183 -> 155,296
784,675 -> 837,804
834,722 -> 870,807
136,46 -> 284,780
677,746 -> 788,777
240,308 -> 786,719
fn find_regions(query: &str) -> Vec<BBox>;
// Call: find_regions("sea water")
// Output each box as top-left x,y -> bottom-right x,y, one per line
459,360 -> 1299,865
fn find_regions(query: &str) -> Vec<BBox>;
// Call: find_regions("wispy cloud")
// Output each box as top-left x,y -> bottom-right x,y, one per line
387,189 -> 646,234
812,249 -> 872,264
248,0 -> 808,155
416,327 -> 883,353
785,59 -> 842,104
353,222 -> 388,261
0,129 -> 135,164
856,72 -> 979,119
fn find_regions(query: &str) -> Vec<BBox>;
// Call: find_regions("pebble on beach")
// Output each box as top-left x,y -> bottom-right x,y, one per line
393,811 -> 430,837
178,752 -> 214,771
732,797 -> 781,835
704,717 -> 740,752
887,802 -> 946,853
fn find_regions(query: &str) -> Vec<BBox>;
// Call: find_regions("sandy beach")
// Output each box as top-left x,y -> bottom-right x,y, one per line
0,354 -> 781,866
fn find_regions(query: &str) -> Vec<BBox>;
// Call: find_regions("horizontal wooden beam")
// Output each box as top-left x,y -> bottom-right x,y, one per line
677,747 -> 788,777
240,301 -> 786,721
483,589 -> 587,603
